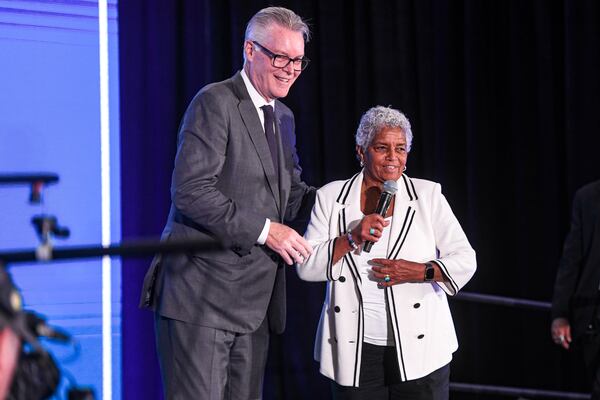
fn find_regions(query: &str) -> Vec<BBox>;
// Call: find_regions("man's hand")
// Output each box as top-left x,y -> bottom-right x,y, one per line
551,317 -> 572,350
266,222 -> 312,265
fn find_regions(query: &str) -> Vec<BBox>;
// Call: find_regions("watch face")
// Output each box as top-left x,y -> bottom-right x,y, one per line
425,263 -> 435,280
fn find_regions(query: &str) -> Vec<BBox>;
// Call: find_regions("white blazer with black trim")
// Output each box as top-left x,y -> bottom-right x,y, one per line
296,172 -> 476,386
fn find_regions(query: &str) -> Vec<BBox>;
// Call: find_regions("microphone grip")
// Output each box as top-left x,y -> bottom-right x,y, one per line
362,192 -> 393,253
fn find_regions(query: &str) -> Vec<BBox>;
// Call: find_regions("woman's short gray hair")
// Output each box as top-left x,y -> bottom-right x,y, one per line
355,106 -> 413,151
244,7 -> 310,51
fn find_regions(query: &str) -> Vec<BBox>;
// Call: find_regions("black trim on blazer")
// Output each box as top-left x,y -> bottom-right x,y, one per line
383,207 -> 416,382
401,175 -> 418,201
342,252 -> 364,386
326,237 -> 336,281
401,175 -> 414,201
387,288 -> 408,380
433,259 -> 459,294
336,196 -> 364,386
390,209 -> 416,260
345,252 -> 362,285
336,172 -> 360,204
388,207 -> 414,259
408,177 -> 418,200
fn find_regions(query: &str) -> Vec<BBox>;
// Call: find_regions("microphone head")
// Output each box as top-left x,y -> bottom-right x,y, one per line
382,180 -> 398,195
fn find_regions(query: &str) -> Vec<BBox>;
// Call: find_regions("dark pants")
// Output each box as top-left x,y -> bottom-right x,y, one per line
580,316 -> 600,400
332,343 -> 450,400
155,314 -> 269,400
583,336 -> 600,400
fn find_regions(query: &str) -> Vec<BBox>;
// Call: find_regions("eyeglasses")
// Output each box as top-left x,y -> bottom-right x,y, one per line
252,41 -> 310,72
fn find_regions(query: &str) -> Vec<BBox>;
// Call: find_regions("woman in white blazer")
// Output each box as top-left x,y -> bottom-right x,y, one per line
297,106 -> 476,400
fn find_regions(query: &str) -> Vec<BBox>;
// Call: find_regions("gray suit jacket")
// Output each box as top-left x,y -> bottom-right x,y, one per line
140,72 -> 312,334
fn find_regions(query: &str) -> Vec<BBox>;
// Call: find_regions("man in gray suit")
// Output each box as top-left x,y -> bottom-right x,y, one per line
140,7 -> 315,399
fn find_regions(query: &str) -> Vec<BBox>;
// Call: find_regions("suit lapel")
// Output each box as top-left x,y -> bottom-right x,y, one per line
233,73 -> 282,213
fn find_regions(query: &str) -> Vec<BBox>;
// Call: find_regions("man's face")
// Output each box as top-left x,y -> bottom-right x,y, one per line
244,24 -> 305,102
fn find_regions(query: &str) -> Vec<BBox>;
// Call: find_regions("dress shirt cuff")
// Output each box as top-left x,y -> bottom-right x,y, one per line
257,218 -> 270,245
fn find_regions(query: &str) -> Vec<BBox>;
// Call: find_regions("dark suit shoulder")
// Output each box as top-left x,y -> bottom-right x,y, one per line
275,99 -> 294,118
191,76 -> 240,106
575,179 -> 600,204
179,75 -> 243,130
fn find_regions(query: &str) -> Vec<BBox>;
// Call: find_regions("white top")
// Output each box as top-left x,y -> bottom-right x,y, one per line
355,216 -> 394,346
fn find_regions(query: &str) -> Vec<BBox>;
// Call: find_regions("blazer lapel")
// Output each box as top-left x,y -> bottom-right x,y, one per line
386,174 -> 417,259
234,74 -> 281,213
336,173 -> 364,234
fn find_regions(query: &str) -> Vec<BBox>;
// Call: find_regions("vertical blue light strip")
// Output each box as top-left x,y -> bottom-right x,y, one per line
98,0 -> 112,399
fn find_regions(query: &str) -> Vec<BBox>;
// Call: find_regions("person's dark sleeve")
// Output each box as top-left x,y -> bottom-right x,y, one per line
551,190 -> 585,320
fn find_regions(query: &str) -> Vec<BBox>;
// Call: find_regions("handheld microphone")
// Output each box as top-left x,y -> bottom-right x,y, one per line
24,312 -> 71,342
363,180 -> 398,253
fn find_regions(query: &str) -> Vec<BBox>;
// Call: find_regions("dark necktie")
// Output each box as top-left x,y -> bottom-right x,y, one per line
261,105 -> 279,172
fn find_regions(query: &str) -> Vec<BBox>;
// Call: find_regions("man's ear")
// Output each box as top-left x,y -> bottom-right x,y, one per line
244,41 -> 254,61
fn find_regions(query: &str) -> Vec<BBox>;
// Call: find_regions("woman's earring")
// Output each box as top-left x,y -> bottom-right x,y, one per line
360,159 -> 364,168
403,165 -> 407,171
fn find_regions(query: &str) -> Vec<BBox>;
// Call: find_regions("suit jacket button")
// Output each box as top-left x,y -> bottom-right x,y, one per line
334,306 -> 341,313
417,334 -> 425,339
413,303 -> 420,308
233,246 -> 241,252
339,276 -> 346,282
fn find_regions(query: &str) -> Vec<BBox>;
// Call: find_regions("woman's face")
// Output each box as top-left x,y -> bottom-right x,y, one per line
358,127 -> 408,184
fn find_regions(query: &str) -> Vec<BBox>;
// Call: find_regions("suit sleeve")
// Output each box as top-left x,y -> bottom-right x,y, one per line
171,90 -> 265,254
429,183 -> 477,295
551,190 -> 584,320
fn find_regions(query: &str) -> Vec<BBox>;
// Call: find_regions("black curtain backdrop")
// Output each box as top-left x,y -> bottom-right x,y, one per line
119,1 -> 600,399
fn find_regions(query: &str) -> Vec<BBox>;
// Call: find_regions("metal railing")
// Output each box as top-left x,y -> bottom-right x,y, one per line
0,239 -> 591,399
449,290 -> 589,399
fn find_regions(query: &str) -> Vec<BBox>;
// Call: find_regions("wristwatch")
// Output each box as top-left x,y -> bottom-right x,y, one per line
424,262 -> 435,282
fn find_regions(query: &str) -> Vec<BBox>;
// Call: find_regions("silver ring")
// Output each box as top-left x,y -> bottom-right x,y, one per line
559,335 -> 565,342
369,228 -> 376,235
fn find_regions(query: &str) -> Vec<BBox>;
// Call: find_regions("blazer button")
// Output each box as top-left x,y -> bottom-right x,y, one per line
233,246 -> 241,252
339,276 -> 346,282
417,334 -> 425,339
334,306 -> 341,313
413,303 -> 421,308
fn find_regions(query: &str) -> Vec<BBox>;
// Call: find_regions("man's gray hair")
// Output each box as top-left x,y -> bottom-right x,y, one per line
355,106 -> 413,152
243,7 -> 310,61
